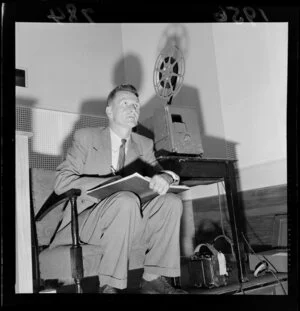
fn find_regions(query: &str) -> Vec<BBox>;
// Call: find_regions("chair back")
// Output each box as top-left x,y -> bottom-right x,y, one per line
30,168 -> 65,247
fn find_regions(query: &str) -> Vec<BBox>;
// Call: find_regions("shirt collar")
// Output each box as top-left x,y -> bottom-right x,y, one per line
109,128 -> 130,150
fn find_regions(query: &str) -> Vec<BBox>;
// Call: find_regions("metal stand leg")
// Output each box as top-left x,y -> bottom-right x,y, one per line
224,162 -> 248,283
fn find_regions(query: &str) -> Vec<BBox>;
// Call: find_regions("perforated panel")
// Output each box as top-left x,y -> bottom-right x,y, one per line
225,141 -> 237,160
16,105 -> 108,170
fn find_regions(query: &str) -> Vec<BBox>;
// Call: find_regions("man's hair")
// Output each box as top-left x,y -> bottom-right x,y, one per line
107,84 -> 139,106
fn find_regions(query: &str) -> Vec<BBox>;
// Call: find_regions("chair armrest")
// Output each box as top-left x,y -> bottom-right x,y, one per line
35,188 -> 81,221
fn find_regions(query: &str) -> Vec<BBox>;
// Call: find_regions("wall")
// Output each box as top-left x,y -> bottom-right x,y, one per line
16,22 -> 124,116
212,23 -> 288,192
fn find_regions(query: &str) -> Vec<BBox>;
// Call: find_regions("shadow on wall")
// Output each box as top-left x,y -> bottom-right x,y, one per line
60,98 -> 108,159
15,53 -> 144,167
156,23 -> 190,65
114,53 -> 144,92
136,23 -> 238,160
61,53 -> 144,159
139,86 -> 239,159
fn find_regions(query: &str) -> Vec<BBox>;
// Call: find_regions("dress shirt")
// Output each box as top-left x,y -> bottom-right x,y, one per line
110,128 -> 130,170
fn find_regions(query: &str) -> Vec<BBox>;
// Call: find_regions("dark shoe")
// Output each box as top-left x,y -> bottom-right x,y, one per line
140,276 -> 188,294
99,284 -> 119,294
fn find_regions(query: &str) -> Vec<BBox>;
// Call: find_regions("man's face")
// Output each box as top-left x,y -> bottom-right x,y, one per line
106,91 -> 140,130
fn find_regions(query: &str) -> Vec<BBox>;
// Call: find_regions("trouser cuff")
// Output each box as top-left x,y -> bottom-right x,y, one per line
99,274 -> 127,290
143,265 -> 180,278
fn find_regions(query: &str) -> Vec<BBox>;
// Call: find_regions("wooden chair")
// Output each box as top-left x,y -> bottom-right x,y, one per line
30,168 -> 103,293
30,168 -> 144,293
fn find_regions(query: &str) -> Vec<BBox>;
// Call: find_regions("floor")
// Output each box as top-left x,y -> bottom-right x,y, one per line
181,261 -> 288,295
50,256 -> 288,295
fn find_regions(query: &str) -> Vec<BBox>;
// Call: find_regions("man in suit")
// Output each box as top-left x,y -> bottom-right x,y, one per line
50,84 -> 187,294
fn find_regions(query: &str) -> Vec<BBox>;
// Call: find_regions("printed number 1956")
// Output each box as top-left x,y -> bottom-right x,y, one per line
214,6 -> 269,23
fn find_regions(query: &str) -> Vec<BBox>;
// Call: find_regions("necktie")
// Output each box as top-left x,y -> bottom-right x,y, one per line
117,139 -> 126,174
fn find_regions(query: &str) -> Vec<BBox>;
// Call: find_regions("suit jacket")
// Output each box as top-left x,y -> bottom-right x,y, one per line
54,126 -> 163,231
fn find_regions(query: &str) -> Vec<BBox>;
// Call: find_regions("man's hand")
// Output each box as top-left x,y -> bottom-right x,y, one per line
149,173 -> 173,195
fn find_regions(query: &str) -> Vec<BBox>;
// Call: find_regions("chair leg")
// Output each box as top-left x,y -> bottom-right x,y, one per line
70,196 -> 84,293
74,278 -> 82,293
30,189 -> 42,293
70,245 -> 84,293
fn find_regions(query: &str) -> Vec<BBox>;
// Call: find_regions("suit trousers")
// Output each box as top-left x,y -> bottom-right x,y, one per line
50,191 -> 183,289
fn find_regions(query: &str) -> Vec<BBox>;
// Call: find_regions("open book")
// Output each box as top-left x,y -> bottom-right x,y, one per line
86,172 -> 189,204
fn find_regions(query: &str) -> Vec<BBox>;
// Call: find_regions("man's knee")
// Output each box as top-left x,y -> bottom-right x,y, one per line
164,193 -> 183,214
114,191 -> 140,212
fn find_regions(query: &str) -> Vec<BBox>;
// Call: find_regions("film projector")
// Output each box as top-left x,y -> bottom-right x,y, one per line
150,44 -> 204,156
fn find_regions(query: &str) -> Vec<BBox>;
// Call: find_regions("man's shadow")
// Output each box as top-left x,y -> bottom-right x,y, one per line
60,53 -> 144,159
59,100 -> 108,159
16,53 -> 145,168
